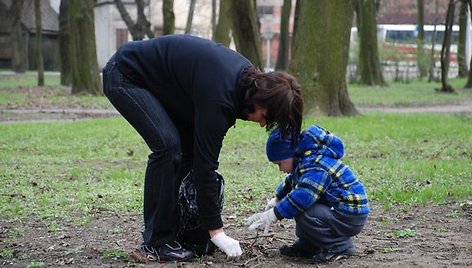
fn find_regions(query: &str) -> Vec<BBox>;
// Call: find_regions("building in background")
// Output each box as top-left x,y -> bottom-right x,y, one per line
94,0 -> 214,68
1,0 -> 470,73
257,0 -> 295,71
0,0 -> 59,70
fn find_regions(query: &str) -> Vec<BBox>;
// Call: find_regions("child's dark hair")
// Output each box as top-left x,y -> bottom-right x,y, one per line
240,66 -> 303,145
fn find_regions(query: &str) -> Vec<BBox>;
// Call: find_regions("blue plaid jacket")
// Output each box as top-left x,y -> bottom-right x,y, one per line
273,125 -> 370,219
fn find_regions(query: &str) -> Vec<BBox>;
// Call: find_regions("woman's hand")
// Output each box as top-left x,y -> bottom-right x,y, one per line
209,228 -> 242,257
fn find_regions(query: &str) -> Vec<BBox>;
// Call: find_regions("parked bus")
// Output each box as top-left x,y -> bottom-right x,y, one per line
378,24 -> 459,46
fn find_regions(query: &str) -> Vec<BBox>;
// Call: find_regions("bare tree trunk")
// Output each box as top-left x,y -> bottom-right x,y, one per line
11,0 -> 26,73
115,0 -> 154,40
211,0 -> 217,36
291,0 -> 300,45
438,0 -> 456,93
213,0 -> 231,46
458,0 -> 468,77
59,0 -> 71,85
275,0 -> 291,71
429,0 -> 440,82
358,0 -> 386,86
417,0 -> 428,78
353,0 -> 361,83
231,0 -> 263,69
465,0 -> 472,88
185,0 -> 197,34
69,0 -> 102,95
162,0 -> 175,35
290,0 -> 359,116
136,0 -> 154,38
35,0 -> 44,86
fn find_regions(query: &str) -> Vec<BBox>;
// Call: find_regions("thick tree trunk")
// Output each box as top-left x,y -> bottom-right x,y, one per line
290,0 -> 358,116
185,0 -> 197,34
35,0 -> 44,86
458,0 -> 468,77
417,0 -> 428,78
69,0 -> 102,95
231,0 -> 263,69
358,0 -> 386,86
213,0 -> 231,46
162,0 -> 175,35
59,0 -> 71,85
275,0 -> 291,71
11,0 -> 26,73
438,0 -> 456,93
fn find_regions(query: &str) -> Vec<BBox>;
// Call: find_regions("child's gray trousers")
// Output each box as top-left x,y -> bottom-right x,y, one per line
295,203 -> 368,253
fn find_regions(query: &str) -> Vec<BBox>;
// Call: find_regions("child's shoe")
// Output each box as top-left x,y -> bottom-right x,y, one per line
279,239 -> 320,258
312,246 -> 356,263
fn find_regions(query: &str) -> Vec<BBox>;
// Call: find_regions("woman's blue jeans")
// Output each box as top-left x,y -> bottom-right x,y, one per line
102,58 -> 191,246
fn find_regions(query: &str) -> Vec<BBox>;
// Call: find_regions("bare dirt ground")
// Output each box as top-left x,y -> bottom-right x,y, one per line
1,202 -> 472,267
1,87 -> 472,267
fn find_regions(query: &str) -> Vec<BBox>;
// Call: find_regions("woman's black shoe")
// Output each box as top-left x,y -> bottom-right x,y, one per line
136,241 -> 194,262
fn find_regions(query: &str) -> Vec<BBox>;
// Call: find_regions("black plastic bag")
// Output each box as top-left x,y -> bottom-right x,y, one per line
177,170 -> 224,256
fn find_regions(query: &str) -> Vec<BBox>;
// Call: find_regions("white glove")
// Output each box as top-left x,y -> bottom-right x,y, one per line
264,197 -> 278,211
210,232 -> 243,257
246,208 -> 277,235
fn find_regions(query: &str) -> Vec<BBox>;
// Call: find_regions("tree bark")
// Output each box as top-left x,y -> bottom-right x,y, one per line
290,0 -> 359,116
417,0 -> 428,78
136,0 -> 154,38
185,0 -> 197,34
69,0 -> 102,95
458,0 -> 468,77
11,0 -> 26,73
428,0 -> 440,82
275,0 -> 291,71
213,0 -> 231,46
35,0 -> 44,86
59,0 -> 71,85
358,0 -> 386,86
115,0 -> 153,40
231,0 -> 263,70
162,0 -> 175,35
464,0 -> 472,88
438,0 -> 456,93
211,0 -> 216,36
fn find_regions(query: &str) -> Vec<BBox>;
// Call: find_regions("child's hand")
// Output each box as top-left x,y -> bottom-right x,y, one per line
246,208 -> 277,235
265,197 -> 278,210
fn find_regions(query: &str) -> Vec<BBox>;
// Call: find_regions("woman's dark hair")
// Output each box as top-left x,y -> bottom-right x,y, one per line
240,66 -> 303,145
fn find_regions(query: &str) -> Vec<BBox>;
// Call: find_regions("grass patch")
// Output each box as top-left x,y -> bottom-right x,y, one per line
349,78 -> 472,106
0,72 -> 61,89
1,113 -> 471,223
392,228 -> 417,239
101,249 -> 128,260
0,88 -> 112,109
0,72 -> 112,109
1,74 -> 471,109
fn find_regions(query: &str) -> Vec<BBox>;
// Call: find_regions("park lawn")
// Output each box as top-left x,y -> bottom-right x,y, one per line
0,72 -> 112,109
0,72 -> 61,89
1,113 -> 471,225
1,73 -> 472,108
348,78 -> 472,106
